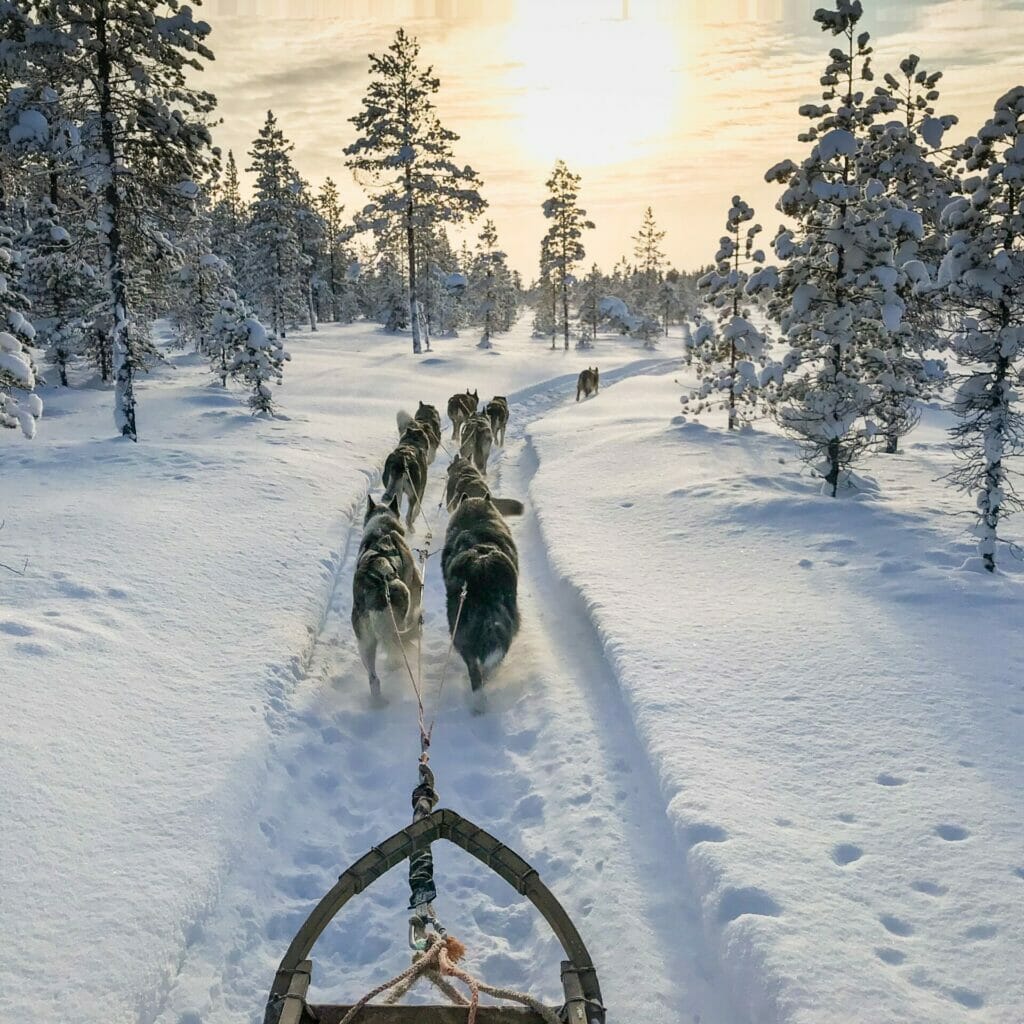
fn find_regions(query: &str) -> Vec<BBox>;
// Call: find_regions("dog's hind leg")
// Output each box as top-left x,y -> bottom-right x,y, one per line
357,633 -> 384,703
466,656 -> 484,692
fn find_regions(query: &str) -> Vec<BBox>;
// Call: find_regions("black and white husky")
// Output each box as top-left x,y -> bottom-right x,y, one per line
485,396 -> 509,446
352,495 -> 423,701
397,402 -> 441,464
381,435 -> 428,531
459,412 -> 493,475
445,453 -> 524,517
441,494 -> 520,692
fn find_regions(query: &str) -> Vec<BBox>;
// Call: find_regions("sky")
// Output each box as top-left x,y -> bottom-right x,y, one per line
191,0 -> 1024,277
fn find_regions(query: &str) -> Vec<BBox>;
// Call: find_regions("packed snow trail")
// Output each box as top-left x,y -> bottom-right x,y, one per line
154,359 -> 734,1024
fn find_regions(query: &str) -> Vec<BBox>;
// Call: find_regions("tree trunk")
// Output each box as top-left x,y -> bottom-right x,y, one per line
884,433 -> 898,454
96,4 -> 137,441
826,437 -> 841,498
728,340 -> 737,431
561,273 -> 570,350
329,244 -> 340,322
307,278 -> 317,332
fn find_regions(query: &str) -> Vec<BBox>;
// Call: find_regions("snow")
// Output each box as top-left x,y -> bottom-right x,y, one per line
5,321 -> 1023,1024
527,372 -> 1024,1024
8,108 -> 49,146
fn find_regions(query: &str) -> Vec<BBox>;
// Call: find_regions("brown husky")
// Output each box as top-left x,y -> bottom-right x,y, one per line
576,367 -> 599,402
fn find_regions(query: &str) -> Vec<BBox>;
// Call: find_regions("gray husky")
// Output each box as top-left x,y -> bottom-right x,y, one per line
381,438 -> 427,531
352,495 -> 423,700
447,389 -> 478,439
441,494 -> 520,692
485,396 -> 509,446
445,453 -> 524,516
459,412 -> 493,475
576,366 -> 599,402
397,402 -> 441,464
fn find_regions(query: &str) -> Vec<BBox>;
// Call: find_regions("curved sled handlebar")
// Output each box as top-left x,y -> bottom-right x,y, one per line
267,808 -> 604,1021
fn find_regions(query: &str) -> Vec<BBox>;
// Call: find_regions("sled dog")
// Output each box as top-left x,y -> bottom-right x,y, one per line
381,438 -> 427,531
441,494 -> 520,691
352,495 -> 423,700
459,412 -> 493,475
576,367 -> 599,402
397,402 -> 441,463
447,389 -> 478,439
445,453 -> 524,516
485,396 -> 509,446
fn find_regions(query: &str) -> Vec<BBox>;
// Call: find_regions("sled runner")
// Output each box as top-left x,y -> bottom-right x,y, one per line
263,807 -> 605,1024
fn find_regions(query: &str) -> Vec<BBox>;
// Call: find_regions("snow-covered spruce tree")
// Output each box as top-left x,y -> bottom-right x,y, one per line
856,54 -> 958,452
938,86 -> 1024,573
210,150 -> 249,287
576,264 -> 605,346
685,196 -> 770,429
294,178 -> 324,332
345,28 -> 485,354
208,288 -> 250,387
315,177 -> 353,322
631,205 -> 666,314
245,111 -> 306,338
541,160 -> 593,351
754,0 -> 923,496
19,0 -> 217,440
229,312 -> 289,415
469,219 -> 516,346
22,198 -> 98,384
0,217 -> 41,436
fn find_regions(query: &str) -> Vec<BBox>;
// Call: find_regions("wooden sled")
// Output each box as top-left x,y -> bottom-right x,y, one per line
264,808 -> 605,1024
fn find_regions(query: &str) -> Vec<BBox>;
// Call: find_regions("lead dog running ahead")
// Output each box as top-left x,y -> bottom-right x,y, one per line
576,367 -> 599,402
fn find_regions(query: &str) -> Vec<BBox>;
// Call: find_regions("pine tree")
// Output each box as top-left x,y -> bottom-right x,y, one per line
631,205 -> 666,318
345,28 -> 486,354
210,150 -> 249,287
0,217 -> 42,436
21,198 -> 98,385
859,54 -> 958,452
576,264 -> 605,347
469,219 -> 517,345
541,161 -> 593,351
20,0 -> 218,440
754,0 -> 921,495
684,196 -> 770,429
245,111 -> 306,338
939,86 -> 1024,572
316,177 -> 351,322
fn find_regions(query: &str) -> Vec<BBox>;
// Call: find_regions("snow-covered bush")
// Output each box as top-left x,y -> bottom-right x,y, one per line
229,314 -> 290,415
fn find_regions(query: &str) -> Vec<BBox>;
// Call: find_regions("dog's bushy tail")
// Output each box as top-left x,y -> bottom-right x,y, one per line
381,450 -> 407,502
448,546 -> 519,677
492,497 -> 525,517
397,409 -> 414,434
385,577 -> 412,629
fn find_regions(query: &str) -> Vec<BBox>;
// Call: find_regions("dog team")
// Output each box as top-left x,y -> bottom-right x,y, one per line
352,369 -> 598,700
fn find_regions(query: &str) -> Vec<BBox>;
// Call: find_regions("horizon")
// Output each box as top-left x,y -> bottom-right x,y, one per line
194,0 -> 1024,277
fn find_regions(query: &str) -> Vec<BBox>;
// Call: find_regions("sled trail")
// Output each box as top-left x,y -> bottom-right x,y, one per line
154,363 -> 731,1024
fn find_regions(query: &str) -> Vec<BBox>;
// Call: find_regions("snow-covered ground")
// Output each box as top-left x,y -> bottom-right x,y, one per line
3,321 -> 1022,1024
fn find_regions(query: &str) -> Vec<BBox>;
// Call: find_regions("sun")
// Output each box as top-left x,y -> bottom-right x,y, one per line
501,0 -> 689,171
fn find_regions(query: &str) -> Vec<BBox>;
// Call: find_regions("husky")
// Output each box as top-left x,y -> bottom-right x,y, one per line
459,412 -> 493,475
397,402 -> 441,463
381,439 -> 427,531
447,389 -> 478,439
576,367 -> 599,402
445,453 -> 524,516
441,494 -> 520,692
485,396 -> 509,446
352,495 -> 423,701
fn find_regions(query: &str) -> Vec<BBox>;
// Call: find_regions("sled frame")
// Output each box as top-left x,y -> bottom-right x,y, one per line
264,808 -> 605,1024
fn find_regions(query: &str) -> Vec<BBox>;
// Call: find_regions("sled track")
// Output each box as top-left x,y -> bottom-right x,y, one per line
153,358 -> 734,1024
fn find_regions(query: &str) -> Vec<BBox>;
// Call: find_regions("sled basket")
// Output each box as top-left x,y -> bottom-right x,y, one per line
263,808 -> 605,1024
